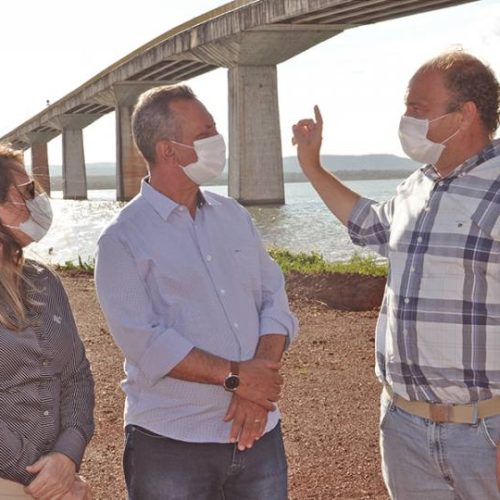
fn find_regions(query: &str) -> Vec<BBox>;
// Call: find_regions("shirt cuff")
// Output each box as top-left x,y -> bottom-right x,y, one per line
52,428 -> 87,470
260,314 -> 299,349
139,327 -> 194,385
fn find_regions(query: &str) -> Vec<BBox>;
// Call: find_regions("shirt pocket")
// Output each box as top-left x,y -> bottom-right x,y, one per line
421,195 -> 492,277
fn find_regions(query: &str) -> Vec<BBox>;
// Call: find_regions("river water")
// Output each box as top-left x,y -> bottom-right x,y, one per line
25,179 -> 403,265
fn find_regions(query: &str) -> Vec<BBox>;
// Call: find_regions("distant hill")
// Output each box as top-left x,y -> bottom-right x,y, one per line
47,162 -> 115,177
47,154 -> 419,188
48,154 -> 418,176
283,154 -> 420,173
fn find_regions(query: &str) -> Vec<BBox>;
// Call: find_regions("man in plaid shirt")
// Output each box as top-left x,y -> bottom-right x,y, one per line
292,50 -> 500,499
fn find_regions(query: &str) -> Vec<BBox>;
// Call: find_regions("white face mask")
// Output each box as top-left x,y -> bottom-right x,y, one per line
172,134 -> 226,185
6,193 -> 53,242
398,114 -> 460,165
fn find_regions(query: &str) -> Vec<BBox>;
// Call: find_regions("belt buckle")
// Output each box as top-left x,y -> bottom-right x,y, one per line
429,403 -> 453,423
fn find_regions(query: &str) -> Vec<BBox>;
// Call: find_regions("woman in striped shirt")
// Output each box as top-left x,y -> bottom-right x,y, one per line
0,145 -> 94,499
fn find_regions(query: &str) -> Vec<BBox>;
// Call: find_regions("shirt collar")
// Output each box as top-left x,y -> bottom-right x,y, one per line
140,178 -> 178,220
201,190 -> 222,207
421,138 -> 500,181
140,178 -> 220,220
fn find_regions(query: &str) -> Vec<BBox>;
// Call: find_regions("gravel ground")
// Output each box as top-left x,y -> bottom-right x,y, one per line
62,273 -> 388,499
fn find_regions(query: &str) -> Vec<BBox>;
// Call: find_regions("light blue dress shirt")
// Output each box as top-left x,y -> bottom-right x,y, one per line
95,180 -> 298,443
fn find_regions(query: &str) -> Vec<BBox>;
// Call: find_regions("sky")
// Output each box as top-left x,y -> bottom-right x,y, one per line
1,0 -> 499,166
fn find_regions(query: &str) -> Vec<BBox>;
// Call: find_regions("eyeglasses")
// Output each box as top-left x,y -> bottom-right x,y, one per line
16,180 -> 36,201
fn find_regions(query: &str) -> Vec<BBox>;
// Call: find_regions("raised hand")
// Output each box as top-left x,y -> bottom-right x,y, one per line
292,105 -> 323,173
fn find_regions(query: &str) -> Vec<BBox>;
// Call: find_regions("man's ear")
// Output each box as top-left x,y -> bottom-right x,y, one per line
458,101 -> 478,131
155,139 -> 175,164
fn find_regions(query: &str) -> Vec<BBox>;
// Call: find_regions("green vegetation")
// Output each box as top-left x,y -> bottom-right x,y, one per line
55,256 -> 95,274
53,250 -> 388,277
269,248 -> 388,276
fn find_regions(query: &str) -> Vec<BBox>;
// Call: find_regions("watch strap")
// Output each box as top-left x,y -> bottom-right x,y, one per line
230,360 -> 239,376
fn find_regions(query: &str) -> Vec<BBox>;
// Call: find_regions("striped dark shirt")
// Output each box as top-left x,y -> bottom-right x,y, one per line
0,260 -> 94,485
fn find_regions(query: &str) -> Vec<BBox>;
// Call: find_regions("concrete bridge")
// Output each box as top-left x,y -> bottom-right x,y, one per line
0,0 -> 476,204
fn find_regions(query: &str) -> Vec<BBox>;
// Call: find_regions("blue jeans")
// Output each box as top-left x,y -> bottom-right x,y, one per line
123,422 -> 288,500
380,390 -> 500,499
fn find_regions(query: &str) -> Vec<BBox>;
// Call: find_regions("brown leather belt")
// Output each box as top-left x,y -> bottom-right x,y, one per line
384,385 -> 500,424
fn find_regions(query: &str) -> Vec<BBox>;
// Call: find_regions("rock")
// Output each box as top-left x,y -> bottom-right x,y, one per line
286,272 -> 386,311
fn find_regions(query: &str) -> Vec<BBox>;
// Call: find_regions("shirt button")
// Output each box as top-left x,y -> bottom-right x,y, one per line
404,298 -> 409,304
411,267 -> 415,272
424,207 -> 430,212
220,289 -> 226,295
42,360 -> 49,367
233,322 -> 239,329
417,237 -> 423,243
206,255 -> 212,262
178,206 -> 185,212
438,181 -> 444,186
43,410 -> 49,416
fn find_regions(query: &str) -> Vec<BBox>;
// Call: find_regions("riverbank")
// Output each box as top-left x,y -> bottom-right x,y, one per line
64,272 -> 388,499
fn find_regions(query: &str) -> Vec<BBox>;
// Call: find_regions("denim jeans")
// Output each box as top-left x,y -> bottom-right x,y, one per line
123,422 -> 288,500
380,390 -> 500,499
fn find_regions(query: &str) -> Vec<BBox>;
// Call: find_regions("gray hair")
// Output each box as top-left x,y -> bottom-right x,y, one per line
131,84 -> 197,165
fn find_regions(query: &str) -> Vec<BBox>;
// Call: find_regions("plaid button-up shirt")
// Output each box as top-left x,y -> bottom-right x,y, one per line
348,139 -> 500,404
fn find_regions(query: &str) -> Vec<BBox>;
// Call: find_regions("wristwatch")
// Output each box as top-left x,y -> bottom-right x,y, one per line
223,361 -> 240,392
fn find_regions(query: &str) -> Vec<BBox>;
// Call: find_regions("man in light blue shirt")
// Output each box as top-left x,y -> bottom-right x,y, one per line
95,84 -> 298,500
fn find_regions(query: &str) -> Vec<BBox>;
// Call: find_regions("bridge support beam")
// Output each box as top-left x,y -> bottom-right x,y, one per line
53,115 -> 100,200
113,83 -> 159,201
228,65 -> 284,205
62,128 -> 87,199
31,142 -> 50,196
115,104 -> 145,201
26,131 -> 58,196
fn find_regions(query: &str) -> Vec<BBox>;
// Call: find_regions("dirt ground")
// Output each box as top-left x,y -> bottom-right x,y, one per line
63,273 -> 388,500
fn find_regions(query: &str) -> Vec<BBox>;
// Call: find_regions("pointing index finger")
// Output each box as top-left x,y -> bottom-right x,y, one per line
314,105 -> 323,126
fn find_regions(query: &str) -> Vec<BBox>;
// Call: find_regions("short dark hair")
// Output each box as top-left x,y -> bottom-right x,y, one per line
131,84 -> 197,165
417,50 -> 500,136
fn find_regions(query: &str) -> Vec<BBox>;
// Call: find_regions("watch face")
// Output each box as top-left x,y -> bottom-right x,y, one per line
224,375 -> 240,391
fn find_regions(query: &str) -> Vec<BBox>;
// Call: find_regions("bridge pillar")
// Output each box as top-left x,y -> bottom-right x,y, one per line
113,83 -> 159,201
32,143 -> 50,195
53,115 -> 100,200
26,131 -> 57,196
228,65 -> 284,205
62,128 -> 87,199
